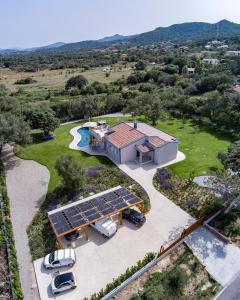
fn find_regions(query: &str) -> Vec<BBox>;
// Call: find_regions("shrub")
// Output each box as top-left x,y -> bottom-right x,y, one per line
14,77 -> 36,84
225,221 -> 240,238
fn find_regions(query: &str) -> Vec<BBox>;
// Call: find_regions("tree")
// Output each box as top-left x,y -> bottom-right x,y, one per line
23,107 -> 59,135
126,93 -> 164,126
55,155 -> 86,193
218,142 -> 240,174
65,75 -> 88,90
0,114 -> 32,147
135,60 -> 146,71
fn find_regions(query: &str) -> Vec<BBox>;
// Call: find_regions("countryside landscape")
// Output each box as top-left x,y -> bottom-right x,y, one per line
0,1 -> 240,300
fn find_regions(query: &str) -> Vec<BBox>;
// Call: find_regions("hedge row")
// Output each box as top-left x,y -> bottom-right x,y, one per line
0,159 -> 23,300
88,252 -> 156,300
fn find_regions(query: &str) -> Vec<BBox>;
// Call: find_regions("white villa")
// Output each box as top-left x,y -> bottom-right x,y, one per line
89,121 -> 179,165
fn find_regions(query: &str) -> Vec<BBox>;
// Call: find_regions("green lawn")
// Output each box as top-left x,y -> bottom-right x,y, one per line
16,116 -> 234,193
157,118 -> 234,177
15,117 -> 128,193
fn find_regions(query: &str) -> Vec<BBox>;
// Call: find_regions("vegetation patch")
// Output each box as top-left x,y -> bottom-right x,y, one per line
131,247 -> 220,300
209,209 -> 240,246
153,168 -> 222,218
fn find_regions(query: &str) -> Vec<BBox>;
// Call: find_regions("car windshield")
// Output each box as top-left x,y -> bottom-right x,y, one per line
49,252 -> 55,264
54,273 -> 73,288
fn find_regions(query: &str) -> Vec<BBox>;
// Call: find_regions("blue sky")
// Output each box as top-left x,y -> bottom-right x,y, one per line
1,0 -> 240,48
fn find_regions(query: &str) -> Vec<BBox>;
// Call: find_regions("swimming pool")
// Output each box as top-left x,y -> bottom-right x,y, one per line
77,127 -> 90,147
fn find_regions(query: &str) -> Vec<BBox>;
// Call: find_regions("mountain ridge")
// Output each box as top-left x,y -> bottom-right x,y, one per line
1,19 -> 240,55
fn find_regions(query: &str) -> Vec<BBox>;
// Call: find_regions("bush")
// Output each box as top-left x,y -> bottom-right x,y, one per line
154,168 -> 175,190
14,77 -> 36,84
225,222 -> 240,238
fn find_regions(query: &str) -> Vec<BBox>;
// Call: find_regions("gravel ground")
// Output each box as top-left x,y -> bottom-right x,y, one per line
2,144 -> 50,300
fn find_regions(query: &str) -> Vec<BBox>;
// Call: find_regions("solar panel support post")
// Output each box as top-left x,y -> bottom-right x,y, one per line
119,211 -> 123,226
82,226 -> 88,241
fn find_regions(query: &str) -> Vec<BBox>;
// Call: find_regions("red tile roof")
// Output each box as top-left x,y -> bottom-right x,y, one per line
148,137 -> 166,147
136,143 -> 153,153
106,123 -> 144,148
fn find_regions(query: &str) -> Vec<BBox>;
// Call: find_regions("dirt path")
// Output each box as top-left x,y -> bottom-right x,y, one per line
2,144 -> 50,300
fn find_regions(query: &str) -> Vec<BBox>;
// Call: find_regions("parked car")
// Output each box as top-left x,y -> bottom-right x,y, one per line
43,249 -> 76,270
123,208 -> 146,227
64,230 -> 80,241
42,133 -> 55,141
90,217 -> 117,238
51,272 -> 76,295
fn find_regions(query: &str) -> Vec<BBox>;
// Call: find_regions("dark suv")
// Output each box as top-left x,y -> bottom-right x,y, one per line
123,209 -> 146,227
64,230 -> 79,241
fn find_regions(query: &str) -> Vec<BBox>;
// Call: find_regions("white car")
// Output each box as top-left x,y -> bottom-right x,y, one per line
90,217 -> 117,238
43,249 -> 76,270
51,272 -> 76,295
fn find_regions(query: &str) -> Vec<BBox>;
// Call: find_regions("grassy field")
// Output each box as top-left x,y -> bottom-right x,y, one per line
156,118 -> 233,177
16,116 -> 233,193
15,117 -> 129,192
0,64 -> 134,92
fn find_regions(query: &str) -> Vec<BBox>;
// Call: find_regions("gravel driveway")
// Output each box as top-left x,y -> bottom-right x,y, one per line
2,144 -> 50,300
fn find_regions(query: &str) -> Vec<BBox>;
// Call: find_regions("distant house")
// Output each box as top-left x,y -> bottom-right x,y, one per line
187,67 -> 195,75
226,51 -> 240,57
218,45 -> 228,49
203,58 -> 219,65
89,121 -> 178,165
230,85 -> 240,94
102,66 -> 111,72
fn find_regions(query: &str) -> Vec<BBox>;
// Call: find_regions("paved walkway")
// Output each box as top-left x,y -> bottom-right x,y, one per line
2,144 -> 50,300
186,227 -> 240,286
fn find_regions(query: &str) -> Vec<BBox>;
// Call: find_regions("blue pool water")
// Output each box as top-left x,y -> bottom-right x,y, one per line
77,127 -> 90,147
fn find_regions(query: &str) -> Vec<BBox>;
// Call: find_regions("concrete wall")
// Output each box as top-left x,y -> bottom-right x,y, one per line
120,137 -> 146,163
154,142 -> 178,165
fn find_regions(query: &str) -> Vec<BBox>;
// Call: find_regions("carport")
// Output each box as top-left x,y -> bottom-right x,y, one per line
48,186 -> 144,246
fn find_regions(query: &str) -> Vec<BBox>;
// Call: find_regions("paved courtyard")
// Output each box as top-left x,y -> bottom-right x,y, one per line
186,227 -> 240,286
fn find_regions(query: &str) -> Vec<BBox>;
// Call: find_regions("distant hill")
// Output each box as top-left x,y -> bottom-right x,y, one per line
98,34 -> 125,43
1,20 -> 240,55
126,19 -> 240,45
52,19 -> 240,52
0,42 -> 65,55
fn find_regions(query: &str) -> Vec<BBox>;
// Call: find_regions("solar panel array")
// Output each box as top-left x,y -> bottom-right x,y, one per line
49,187 -> 141,235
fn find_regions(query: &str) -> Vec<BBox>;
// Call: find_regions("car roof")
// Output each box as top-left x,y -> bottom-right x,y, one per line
56,272 -> 74,283
55,249 -> 74,261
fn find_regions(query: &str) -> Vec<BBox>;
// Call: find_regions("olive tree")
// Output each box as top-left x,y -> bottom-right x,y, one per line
55,155 -> 86,193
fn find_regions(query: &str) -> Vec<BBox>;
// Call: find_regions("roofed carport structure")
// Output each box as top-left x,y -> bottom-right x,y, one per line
48,186 -> 144,244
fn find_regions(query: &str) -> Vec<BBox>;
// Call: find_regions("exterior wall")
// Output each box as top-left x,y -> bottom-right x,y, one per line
154,142 -> 178,165
105,140 -> 121,163
120,137 -> 146,164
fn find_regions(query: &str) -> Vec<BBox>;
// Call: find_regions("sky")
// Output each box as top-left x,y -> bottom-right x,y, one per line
1,0 -> 240,49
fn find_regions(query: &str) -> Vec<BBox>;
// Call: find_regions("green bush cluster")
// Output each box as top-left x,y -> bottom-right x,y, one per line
89,252 -> 155,300
0,159 -> 23,299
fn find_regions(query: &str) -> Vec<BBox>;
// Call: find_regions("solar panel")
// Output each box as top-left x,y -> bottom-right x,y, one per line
88,213 -> 102,221
127,197 -> 140,205
83,208 -> 98,218
48,187 -> 142,236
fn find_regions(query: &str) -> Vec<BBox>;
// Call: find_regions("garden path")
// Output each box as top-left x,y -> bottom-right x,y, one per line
1,144 -> 50,300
